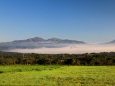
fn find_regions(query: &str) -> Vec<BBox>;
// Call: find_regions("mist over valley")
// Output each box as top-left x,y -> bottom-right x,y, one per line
0,37 -> 115,54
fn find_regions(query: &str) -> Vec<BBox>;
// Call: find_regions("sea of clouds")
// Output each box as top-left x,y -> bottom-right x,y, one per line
7,44 -> 115,54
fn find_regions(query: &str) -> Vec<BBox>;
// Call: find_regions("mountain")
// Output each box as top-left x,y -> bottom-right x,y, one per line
13,37 -> 45,42
0,37 -> 86,51
47,38 -> 85,44
105,40 -> 115,44
47,38 -> 62,41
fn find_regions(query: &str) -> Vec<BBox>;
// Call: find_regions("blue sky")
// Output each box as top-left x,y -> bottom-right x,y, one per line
0,0 -> 115,43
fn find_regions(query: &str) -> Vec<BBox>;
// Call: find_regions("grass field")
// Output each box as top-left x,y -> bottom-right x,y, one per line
0,65 -> 115,86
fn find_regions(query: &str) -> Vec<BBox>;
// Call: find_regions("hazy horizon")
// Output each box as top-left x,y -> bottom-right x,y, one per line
0,0 -> 115,53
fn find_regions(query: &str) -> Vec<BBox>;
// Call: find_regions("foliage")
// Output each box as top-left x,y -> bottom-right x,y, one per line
0,51 -> 115,65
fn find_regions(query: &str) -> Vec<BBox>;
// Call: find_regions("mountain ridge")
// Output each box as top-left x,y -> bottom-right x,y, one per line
106,40 -> 115,44
10,37 -> 86,44
0,37 -> 86,51
13,37 -> 45,42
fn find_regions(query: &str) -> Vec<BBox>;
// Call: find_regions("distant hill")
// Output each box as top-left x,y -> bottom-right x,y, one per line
13,37 -> 45,42
0,37 -> 86,51
47,38 -> 85,44
105,40 -> 115,44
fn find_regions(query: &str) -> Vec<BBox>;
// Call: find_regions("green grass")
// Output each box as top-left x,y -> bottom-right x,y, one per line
0,65 -> 115,86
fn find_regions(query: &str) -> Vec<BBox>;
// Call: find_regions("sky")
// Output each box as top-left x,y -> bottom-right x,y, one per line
0,0 -> 115,43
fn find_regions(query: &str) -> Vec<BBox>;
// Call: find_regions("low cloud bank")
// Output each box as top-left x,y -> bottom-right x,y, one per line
7,44 -> 115,54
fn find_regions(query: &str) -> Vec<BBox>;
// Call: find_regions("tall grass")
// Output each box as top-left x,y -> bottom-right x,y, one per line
0,65 -> 115,86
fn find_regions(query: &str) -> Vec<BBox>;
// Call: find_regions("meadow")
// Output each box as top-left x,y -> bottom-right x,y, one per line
0,65 -> 115,86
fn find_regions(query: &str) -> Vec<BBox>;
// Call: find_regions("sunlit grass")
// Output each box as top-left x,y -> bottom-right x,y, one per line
0,65 -> 115,86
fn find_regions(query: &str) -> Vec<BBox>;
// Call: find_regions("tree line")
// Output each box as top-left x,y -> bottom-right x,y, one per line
0,51 -> 115,65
